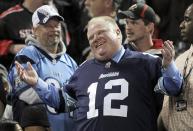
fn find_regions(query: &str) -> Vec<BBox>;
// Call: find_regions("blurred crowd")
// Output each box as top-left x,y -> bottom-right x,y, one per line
0,0 -> 192,68
0,0 -> 193,131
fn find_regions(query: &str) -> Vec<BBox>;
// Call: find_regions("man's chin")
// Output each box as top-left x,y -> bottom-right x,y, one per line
95,55 -> 110,62
49,39 -> 60,44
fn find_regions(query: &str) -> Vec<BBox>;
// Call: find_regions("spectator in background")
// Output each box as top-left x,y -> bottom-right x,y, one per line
20,104 -> 50,131
85,0 -> 122,17
0,0 -> 52,70
0,0 -> 22,13
119,3 -> 162,54
80,0 -> 132,60
119,3 -> 164,117
8,5 -> 77,131
83,0 -> 148,60
53,0 -> 85,64
54,0 -> 132,63
145,0 -> 193,56
0,64 -> 10,118
16,16 -> 182,131
0,119 -> 23,131
159,3 -> 193,131
0,65 -> 13,120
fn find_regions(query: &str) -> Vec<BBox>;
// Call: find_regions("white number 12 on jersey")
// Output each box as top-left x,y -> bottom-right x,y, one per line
87,78 -> 129,119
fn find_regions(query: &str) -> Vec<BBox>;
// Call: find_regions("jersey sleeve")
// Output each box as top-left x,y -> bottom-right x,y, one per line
8,47 -> 42,104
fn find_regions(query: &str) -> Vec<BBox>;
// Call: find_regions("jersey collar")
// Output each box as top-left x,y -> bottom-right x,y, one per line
112,46 -> 125,63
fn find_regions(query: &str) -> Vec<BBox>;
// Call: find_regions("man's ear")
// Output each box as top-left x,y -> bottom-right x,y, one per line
116,28 -> 121,36
32,27 -> 37,37
116,28 -> 122,40
146,22 -> 154,35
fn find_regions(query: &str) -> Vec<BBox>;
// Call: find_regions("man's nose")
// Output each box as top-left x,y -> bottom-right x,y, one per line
92,34 -> 99,44
126,23 -> 132,31
51,26 -> 60,31
179,21 -> 185,29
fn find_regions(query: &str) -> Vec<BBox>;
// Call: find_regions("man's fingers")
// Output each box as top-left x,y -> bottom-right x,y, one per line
27,62 -> 33,70
162,46 -> 170,58
164,40 -> 174,49
163,40 -> 174,58
15,61 -> 23,75
15,61 -> 26,81
161,49 -> 165,56
15,61 -> 20,71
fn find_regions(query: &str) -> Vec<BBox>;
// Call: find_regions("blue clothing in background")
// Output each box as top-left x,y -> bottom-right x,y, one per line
9,38 -> 77,131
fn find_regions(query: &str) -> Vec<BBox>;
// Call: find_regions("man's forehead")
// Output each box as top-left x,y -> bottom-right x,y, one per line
87,23 -> 108,38
126,17 -> 142,22
88,21 -> 107,31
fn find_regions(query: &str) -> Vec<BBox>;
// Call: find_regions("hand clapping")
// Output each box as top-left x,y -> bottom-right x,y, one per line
15,61 -> 38,86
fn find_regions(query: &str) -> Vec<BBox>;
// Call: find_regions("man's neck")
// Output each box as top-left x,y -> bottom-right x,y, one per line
47,46 -> 58,54
41,42 -> 59,54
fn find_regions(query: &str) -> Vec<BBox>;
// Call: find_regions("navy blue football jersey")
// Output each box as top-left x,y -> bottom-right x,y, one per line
66,49 -> 162,131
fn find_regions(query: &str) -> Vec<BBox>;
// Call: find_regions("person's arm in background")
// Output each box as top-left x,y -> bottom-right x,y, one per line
0,16 -> 26,56
0,19 -> 12,56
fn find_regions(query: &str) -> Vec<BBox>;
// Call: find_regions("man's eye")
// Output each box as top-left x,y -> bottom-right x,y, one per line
89,35 -> 94,41
131,21 -> 137,25
98,31 -> 102,35
184,17 -> 191,22
98,31 -> 105,35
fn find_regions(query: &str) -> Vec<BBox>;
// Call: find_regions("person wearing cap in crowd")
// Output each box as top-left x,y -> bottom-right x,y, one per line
0,0 -> 53,70
119,3 -> 162,55
119,3 -> 165,116
15,16 -> 182,131
8,5 -> 77,131
0,0 -> 53,121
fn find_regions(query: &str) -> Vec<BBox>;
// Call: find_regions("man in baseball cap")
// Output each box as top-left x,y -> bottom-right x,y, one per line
10,4 -> 77,131
32,5 -> 64,28
118,3 -> 162,52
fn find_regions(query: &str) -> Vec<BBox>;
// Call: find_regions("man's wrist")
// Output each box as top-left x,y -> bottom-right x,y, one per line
32,77 -> 38,87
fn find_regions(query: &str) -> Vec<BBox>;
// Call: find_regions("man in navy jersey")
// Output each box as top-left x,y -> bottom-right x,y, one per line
15,16 -> 182,131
